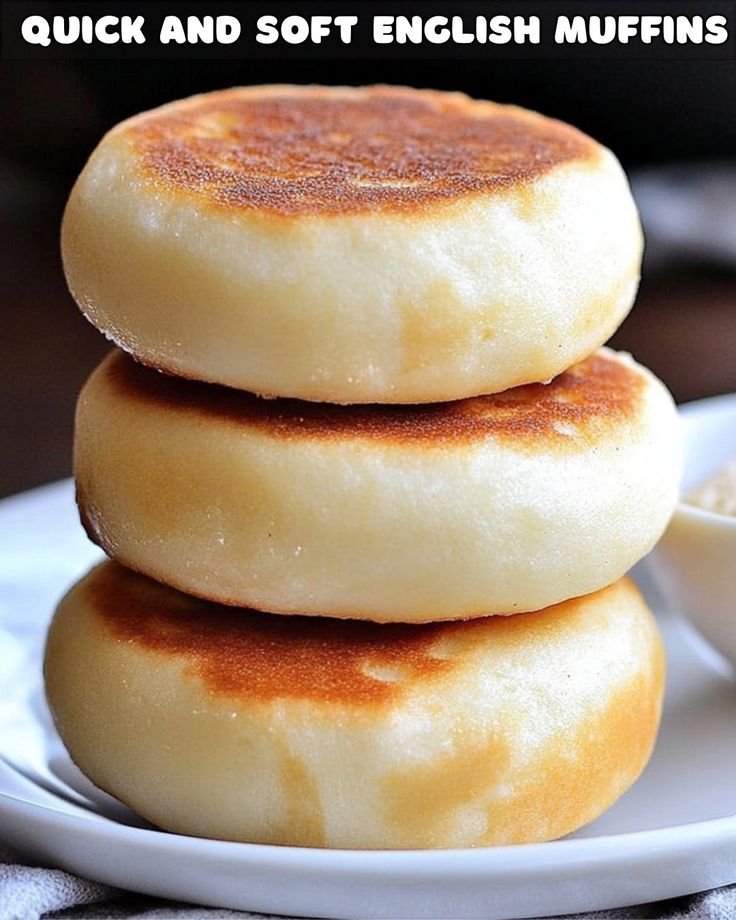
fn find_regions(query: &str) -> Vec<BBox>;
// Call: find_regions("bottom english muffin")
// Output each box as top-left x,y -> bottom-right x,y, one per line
45,563 -> 664,849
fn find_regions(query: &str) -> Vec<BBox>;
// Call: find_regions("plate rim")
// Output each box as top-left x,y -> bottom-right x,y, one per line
2,784 -> 736,876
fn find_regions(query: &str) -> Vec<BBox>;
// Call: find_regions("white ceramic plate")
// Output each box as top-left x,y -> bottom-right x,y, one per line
1,480 -> 735,920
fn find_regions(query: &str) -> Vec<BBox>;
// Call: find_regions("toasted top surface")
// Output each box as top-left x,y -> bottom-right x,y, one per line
83,562 -> 633,707
118,85 -> 599,216
100,349 -> 645,449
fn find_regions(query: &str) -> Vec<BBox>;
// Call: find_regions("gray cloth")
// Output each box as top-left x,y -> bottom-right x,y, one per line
1,847 -> 735,920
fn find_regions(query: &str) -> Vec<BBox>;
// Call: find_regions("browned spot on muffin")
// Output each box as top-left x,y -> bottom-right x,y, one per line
87,563 -> 612,706
276,740 -> 326,847
90,563 -> 455,705
101,349 -> 645,448
124,85 -> 598,216
382,647 -> 663,846
479,652 -> 665,845
383,730 -> 513,847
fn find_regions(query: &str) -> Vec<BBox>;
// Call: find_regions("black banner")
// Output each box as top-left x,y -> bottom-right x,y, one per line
2,0 -> 735,60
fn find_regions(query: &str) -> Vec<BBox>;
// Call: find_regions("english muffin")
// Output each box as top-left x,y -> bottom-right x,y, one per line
75,348 -> 681,622
45,564 -> 664,849
62,84 -> 642,404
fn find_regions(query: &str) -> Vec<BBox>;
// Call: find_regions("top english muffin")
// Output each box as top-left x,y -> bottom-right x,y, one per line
62,84 -> 642,404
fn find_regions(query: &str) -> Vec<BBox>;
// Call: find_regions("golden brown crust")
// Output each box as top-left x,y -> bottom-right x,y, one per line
102,349 -> 644,448
124,85 -> 599,216
88,562 -> 623,707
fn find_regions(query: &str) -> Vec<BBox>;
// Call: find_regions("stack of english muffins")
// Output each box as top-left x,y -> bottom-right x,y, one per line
45,85 -> 681,849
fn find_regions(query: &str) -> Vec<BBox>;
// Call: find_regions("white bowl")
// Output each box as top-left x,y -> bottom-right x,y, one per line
650,393 -> 736,665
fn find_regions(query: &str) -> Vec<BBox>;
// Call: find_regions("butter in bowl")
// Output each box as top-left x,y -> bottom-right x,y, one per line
651,393 -> 736,665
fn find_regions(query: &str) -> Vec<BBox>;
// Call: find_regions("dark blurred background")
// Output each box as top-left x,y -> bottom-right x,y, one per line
1,56 -> 735,498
